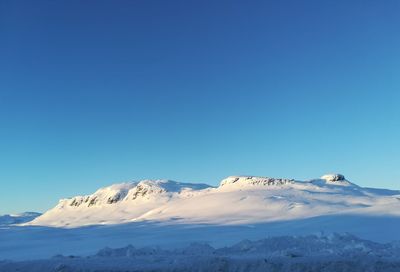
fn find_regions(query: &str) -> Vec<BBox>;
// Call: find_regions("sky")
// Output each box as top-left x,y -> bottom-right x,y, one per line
0,0 -> 399,214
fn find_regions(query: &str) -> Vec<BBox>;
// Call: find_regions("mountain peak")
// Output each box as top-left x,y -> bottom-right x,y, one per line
321,174 -> 346,182
318,174 -> 355,186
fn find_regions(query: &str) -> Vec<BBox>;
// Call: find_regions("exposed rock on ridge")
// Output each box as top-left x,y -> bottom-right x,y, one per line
220,176 -> 295,187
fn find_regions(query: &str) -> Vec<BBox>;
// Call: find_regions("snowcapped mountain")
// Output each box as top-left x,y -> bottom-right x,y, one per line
28,174 -> 400,227
0,212 -> 41,226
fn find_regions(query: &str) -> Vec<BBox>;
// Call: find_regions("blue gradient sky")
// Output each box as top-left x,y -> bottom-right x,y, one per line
1,0 -> 399,214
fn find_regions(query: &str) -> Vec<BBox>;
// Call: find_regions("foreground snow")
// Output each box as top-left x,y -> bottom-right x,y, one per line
2,212 -> 400,261
1,233 -> 400,272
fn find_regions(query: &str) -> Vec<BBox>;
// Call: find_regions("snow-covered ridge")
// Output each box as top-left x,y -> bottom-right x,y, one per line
58,179 -> 211,209
62,182 -> 137,208
56,175 -> 301,210
27,173 -> 400,227
220,176 -> 295,187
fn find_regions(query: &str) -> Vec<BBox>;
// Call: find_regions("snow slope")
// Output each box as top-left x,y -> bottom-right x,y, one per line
28,174 -> 400,227
29,179 -> 211,227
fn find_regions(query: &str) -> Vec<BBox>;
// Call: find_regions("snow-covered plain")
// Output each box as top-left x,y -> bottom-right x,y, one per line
2,233 -> 400,272
1,174 -> 400,271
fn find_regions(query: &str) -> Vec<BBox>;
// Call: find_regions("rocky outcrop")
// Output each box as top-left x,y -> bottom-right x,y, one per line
318,174 -> 355,186
321,174 -> 346,182
220,176 -> 295,187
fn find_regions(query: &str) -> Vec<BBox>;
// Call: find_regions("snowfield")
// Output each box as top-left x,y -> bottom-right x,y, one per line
1,233 -> 400,272
1,174 -> 400,270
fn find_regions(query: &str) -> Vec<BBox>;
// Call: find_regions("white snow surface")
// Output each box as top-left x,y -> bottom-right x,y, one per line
28,174 -> 400,227
2,233 -> 400,272
2,174 -> 400,262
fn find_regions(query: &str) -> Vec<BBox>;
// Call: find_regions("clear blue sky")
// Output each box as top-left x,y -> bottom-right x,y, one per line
1,0 -> 399,214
